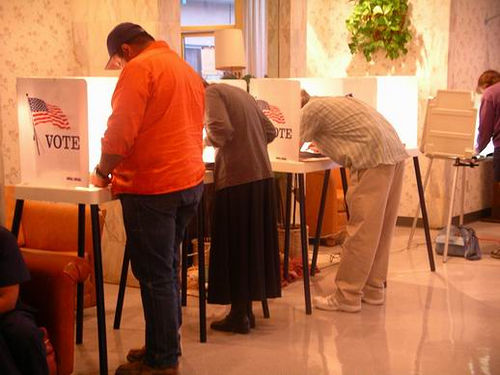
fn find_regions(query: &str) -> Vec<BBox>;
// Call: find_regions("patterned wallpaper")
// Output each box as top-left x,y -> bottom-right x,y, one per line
0,0 -> 179,283
0,0 -> 83,185
304,0 -> 497,226
445,0 -> 500,217
448,0 -> 500,90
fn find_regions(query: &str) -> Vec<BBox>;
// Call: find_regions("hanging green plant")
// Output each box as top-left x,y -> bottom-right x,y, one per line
345,0 -> 413,61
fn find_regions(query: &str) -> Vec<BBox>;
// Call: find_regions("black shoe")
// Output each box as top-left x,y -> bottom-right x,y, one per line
210,314 -> 250,334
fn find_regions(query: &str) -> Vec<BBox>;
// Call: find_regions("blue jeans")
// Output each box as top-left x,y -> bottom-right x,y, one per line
120,183 -> 203,367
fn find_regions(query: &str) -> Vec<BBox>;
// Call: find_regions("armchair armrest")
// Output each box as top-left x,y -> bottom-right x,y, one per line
20,252 -> 90,375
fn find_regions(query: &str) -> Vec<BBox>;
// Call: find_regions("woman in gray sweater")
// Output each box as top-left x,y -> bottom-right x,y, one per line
204,83 -> 281,333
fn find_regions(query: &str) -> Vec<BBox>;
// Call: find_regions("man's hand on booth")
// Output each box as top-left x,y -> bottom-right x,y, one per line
90,153 -> 123,188
91,165 -> 111,187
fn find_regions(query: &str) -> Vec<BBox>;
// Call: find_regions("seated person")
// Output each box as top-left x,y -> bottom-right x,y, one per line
0,226 -> 48,375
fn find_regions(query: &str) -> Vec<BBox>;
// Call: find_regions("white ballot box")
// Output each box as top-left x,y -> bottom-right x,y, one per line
296,76 -> 418,149
17,77 -> 118,188
420,90 -> 477,158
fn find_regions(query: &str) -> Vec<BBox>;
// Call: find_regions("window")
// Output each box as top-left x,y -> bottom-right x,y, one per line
181,0 -> 237,27
180,0 -> 242,79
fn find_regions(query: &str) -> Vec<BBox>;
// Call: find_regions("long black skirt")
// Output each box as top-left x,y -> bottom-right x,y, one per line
207,178 -> 282,305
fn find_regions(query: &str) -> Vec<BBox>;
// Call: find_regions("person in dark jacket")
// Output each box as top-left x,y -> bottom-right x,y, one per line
0,226 -> 48,375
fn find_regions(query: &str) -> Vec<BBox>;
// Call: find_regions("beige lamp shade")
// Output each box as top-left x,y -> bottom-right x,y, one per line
215,28 -> 246,70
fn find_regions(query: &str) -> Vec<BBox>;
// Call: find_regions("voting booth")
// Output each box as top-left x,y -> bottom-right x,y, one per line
250,78 -> 302,161
296,76 -> 419,149
420,90 -> 477,159
17,77 -> 118,188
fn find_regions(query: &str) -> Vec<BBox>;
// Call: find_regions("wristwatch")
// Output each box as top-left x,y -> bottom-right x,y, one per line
94,165 -> 111,180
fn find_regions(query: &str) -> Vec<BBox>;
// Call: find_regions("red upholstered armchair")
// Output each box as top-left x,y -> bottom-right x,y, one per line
4,186 -> 102,308
20,252 -> 90,375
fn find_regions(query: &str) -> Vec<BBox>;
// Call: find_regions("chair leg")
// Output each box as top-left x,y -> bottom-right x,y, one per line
113,245 -> 130,330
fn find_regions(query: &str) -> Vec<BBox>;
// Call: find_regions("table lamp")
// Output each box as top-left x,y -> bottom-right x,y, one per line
215,28 -> 246,78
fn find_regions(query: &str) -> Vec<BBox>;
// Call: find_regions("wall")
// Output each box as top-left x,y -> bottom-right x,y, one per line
0,0 -> 84,189
444,0 -> 500,217
267,0 -> 307,78
448,0 -> 500,90
304,0 -> 500,226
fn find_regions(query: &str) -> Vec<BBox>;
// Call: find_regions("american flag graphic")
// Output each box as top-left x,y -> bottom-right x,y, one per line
256,99 -> 286,126
28,97 -> 70,129
262,104 -> 286,125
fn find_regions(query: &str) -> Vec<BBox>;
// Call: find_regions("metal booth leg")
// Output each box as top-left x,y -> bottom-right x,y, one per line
443,165 -> 460,263
11,199 -> 24,238
310,169 -> 330,276
283,173 -> 293,280
298,174 -> 312,315
340,167 -> 350,220
76,204 -> 85,344
113,245 -> 130,330
181,233 -> 189,307
413,156 -> 436,271
197,193 -> 207,343
90,204 -> 108,375
261,299 -> 270,318
407,157 -> 433,249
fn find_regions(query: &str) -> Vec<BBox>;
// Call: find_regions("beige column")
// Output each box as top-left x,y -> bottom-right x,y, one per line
267,0 -> 306,78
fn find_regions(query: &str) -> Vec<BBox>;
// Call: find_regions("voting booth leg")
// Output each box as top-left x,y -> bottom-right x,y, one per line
413,157 -> 436,272
11,199 -> 24,238
310,169 -> 330,276
261,300 -> 270,319
76,204 -> 85,344
408,157 -> 434,249
298,174 -> 312,315
460,168 -> 466,226
90,204 -> 108,375
283,173 -> 293,281
443,166 -> 460,263
181,234 -> 189,307
197,193 -> 207,343
340,167 -> 350,220
113,246 -> 130,330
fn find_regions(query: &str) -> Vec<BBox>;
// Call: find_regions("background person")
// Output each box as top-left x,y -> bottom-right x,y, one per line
300,94 -> 408,313
205,83 -> 281,333
475,70 -> 500,236
0,226 -> 48,375
91,22 -> 205,375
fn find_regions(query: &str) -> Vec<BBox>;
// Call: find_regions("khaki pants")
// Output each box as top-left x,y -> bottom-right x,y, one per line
334,161 -> 405,307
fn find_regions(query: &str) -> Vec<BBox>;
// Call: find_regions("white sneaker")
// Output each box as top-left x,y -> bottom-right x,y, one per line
361,290 -> 385,305
313,294 -> 361,313
361,295 -> 385,305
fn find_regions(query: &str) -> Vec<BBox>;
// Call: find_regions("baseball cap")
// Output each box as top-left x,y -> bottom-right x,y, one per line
105,22 -> 152,69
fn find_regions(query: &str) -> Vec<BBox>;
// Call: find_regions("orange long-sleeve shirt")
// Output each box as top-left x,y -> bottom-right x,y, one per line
101,41 -> 205,195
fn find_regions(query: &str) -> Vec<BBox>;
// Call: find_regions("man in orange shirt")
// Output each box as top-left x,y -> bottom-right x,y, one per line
91,22 -> 205,375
